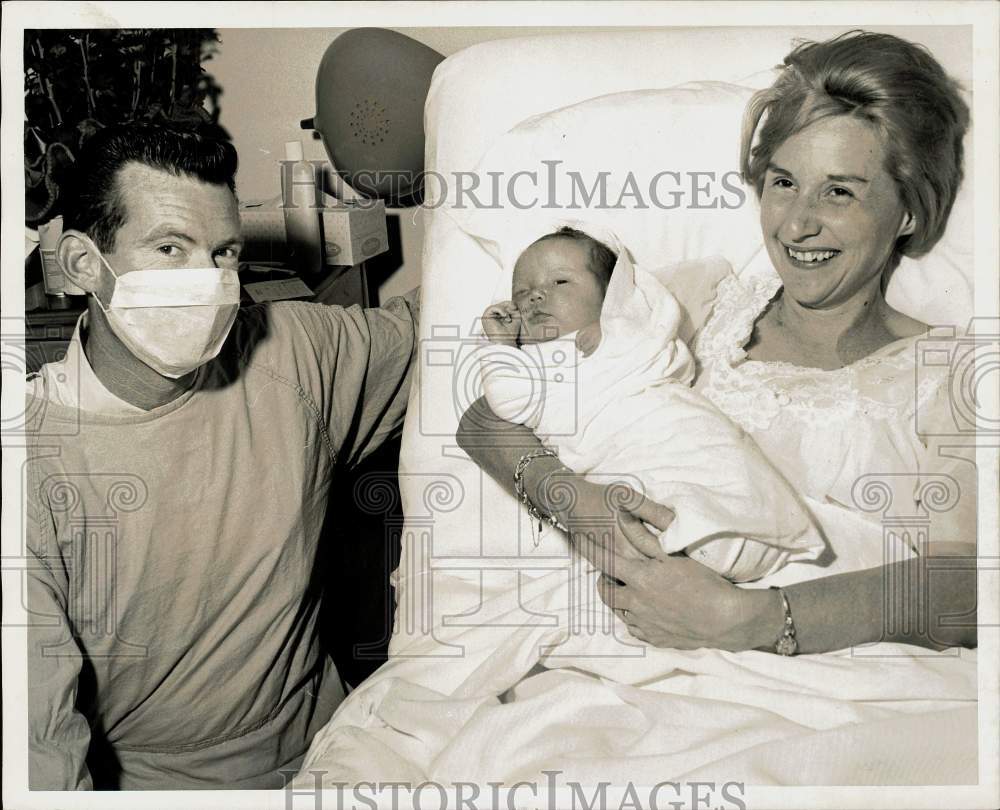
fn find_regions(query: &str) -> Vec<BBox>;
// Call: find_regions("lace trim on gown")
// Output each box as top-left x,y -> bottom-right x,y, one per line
693,261 -> 941,433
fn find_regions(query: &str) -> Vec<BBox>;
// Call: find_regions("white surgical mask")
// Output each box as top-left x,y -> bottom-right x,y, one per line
94,249 -> 241,378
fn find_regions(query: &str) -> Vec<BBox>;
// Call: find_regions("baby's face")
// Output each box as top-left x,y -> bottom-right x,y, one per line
512,238 -> 607,344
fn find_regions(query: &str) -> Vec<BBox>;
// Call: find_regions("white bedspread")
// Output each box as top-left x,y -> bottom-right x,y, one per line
300,561 -> 977,786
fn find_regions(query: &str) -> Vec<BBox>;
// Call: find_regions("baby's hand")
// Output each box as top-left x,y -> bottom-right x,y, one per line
575,322 -> 602,357
481,301 -> 521,346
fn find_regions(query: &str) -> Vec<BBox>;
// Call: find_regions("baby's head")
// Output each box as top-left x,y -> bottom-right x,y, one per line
512,227 -> 617,344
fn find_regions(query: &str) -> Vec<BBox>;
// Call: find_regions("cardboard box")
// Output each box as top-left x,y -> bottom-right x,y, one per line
321,200 -> 388,266
239,196 -> 388,267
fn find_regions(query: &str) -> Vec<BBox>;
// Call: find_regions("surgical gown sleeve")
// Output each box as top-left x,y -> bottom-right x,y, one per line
26,460 -> 93,790
270,288 -> 419,469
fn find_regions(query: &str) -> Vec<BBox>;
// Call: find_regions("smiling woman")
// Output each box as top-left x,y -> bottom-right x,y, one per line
738,31 -> 970,368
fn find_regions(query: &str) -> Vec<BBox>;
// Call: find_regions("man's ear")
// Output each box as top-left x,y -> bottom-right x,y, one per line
58,231 -> 103,294
898,210 -> 917,238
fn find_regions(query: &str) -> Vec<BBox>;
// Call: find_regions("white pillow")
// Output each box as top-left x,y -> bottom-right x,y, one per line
446,82 -> 974,328
447,82 -> 761,274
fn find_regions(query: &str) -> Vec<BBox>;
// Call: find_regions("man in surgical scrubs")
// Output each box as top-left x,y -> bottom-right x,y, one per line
25,123 -> 418,789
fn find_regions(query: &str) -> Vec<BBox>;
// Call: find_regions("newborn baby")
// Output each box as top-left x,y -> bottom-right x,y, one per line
479,227 -> 823,582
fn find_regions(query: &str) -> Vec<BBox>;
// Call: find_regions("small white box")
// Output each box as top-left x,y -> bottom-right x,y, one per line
321,200 -> 388,266
239,196 -> 388,267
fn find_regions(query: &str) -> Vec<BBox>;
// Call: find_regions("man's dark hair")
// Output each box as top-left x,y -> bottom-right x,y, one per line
533,226 -> 617,286
63,122 -> 239,252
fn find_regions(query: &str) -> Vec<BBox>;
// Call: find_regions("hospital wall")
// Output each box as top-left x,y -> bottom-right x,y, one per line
211,26 -> 971,304
211,26 -> 648,302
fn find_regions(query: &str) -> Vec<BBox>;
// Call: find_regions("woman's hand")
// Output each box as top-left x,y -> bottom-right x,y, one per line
573,508 -> 783,652
531,473 -> 669,561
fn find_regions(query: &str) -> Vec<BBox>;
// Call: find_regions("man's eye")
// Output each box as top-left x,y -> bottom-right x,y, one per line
157,244 -> 181,256
554,279 -> 568,285
215,247 -> 240,259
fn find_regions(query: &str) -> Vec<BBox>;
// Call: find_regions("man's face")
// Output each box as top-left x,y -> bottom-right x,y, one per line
95,162 -> 242,305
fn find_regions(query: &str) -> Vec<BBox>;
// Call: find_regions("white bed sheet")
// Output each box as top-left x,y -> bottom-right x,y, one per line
298,27 -> 978,788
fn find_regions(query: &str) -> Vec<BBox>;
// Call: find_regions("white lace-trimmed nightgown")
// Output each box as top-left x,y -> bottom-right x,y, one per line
693,259 -> 978,586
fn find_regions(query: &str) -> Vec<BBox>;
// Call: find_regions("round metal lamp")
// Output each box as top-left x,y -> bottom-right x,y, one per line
301,28 -> 445,207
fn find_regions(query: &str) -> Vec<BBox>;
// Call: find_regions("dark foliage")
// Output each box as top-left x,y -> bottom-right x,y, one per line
24,28 -> 227,225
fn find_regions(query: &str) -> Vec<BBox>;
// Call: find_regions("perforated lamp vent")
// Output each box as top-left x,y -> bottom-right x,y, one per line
301,28 -> 445,207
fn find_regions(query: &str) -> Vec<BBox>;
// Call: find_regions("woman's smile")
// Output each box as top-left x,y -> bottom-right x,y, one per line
782,244 -> 842,268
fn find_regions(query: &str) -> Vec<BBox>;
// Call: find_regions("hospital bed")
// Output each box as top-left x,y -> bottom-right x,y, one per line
300,26 -> 978,787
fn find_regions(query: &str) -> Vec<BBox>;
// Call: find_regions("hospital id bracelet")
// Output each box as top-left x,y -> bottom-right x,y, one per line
771,586 -> 798,656
513,449 -> 568,544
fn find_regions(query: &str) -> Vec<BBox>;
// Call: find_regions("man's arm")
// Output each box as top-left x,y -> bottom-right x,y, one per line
26,503 -> 93,789
276,289 -> 419,469
336,289 -> 420,467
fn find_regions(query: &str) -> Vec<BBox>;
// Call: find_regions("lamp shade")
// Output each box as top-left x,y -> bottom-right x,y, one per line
302,28 -> 444,207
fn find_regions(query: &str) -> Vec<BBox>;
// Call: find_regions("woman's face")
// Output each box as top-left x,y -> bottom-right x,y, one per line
759,115 -> 915,310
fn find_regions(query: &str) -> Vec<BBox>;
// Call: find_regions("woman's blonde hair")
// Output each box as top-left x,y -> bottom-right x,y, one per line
740,30 -> 970,258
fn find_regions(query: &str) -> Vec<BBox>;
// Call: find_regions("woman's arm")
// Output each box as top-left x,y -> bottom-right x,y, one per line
456,396 -> 673,558
595,514 -> 978,653
782,546 -> 977,652
456,396 -> 567,510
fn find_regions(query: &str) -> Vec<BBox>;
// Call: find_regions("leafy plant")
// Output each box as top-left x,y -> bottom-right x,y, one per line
24,28 -> 227,225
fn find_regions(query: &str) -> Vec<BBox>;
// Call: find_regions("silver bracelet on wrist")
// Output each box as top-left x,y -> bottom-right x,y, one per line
771,586 -> 798,656
513,449 -> 568,546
